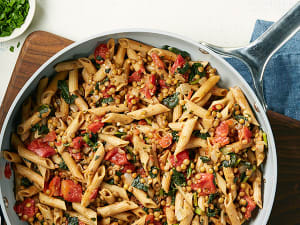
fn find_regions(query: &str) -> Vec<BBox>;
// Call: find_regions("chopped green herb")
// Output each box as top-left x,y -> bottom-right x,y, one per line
83,133 -> 97,148
131,175 -> 149,192
233,114 -> 248,122
187,164 -> 192,179
100,96 -> 114,105
100,77 -> 109,84
91,218 -> 96,221
234,176 -> 238,183
30,124 -> 49,135
221,153 -> 239,168
38,104 -> 50,118
96,55 -> 104,61
95,155 -> 100,161
162,45 -> 190,58
9,46 -> 14,52
63,143 -> 70,147
195,207 -> 203,215
145,117 -> 152,125
21,177 -> 32,187
171,169 -> 186,186
263,132 -> 268,147
149,166 -> 159,178
59,160 -> 68,170
95,82 -> 100,91
0,0 -> 30,37
171,131 -> 179,142
192,130 -> 210,139
115,171 -> 123,176
58,80 -> 77,104
105,68 -> 111,73
125,146 -> 136,163
67,216 -> 79,225
114,131 -> 127,138
193,192 -> 198,207
200,156 -> 210,163
207,207 -> 220,217
207,193 -> 218,204
107,179 -> 114,184
17,42 -> 20,48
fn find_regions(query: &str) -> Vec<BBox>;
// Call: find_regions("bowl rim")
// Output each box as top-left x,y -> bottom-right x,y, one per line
0,0 -> 36,43
0,28 -> 277,225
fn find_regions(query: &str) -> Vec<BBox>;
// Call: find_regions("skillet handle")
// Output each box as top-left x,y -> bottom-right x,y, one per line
200,2 -> 300,111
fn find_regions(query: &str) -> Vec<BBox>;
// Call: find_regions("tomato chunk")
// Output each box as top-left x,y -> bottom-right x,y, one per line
4,162 -> 11,179
159,79 -> 168,89
215,121 -> 229,137
72,136 -> 84,149
14,198 -> 37,220
88,120 -> 104,133
159,134 -> 173,148
89,188 -> 98,200
144,74 -> 157,99
41,131 -> 56,142
151,52 -> 165,70
244,195 -> 256,219
105,147 -> 129,165
94,43 -> 108,64
238,126 -> 252,143
61,180 -> 82,203
171,54 -> 185,74
122,163 -> 136,173
191,173 -> 216,195
170,150 -> 189,167
49,176 -> 61,197
27,139 -> 56,158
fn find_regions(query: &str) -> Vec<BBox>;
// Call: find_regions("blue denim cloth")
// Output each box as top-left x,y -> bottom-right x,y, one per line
226,20 -> 300,120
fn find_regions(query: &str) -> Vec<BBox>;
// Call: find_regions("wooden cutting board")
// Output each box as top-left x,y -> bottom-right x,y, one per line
1,31 -> 300,224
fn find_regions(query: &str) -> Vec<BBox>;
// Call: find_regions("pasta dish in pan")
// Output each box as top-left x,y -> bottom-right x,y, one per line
3,38 -> 267,225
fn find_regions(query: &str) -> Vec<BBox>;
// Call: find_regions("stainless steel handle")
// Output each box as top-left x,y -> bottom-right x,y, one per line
201,2 -> 300,111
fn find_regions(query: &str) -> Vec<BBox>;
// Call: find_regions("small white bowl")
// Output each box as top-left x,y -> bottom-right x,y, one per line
0,0 -> 36,42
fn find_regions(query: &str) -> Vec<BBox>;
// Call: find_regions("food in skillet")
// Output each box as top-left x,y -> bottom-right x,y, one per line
3,38 -> 267,225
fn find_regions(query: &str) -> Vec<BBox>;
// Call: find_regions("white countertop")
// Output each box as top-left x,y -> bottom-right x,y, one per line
0,0 -> 298,105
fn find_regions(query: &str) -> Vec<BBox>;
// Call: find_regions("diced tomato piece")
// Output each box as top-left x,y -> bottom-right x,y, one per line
212,104 -> 224,111
79,221 -> 86,225
94,43 -> 108,64
88,120 -> 104,133
159,79 -> 168,89
169,150 -> 189,167
215,121 -> 229,137
212,136 -> 230,147
238,126 -> 252,143
27,139 -> 56,158
244,195 -> 256,219
187,90 -> 193,100
145,214 -> 154,224
68,148 -> 82,161
144,74 -> 157,99
151,52 -> 165,70
159,134 -> 173,148
14,198 -> 37,220
129,68 -> 144,82
49,176 -> 61,197
171,54 -> 185,74
61,180 -> 82,203
72,136 -> 84,149
41,131 -> 56,142
105,147 -> 129,165
191,173 -> 216,195
4,162 -> 11,179
122,163 -> 136,173
55,141 -> 62,146
89,188 -> 98,200
138,120 -> 147,125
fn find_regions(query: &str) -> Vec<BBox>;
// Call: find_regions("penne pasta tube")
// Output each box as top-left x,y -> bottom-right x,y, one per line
185,99 -> 209,118
216,172 -> 227,195
112,212 -> 135,222
115,45 -> 126,66
3,151 -> 22,163
36,77 -> 49,106
53,208 -> 63,225
191,75 -> 220,102
84,143 -> 105,175
69,69 -> 79,92
97,200 -> 138,217
61,152 -> 84,181
37,203 -> 54,224
148,48 -> 177,61
168,121 -> 203,131
132,215 -> 146,225
81,166 -> 105,207
39,192 -> 66,210
74,94 -> 89,111
119,38 -> 152,53
98,134 -> 129,147
211,87 -> 228,96
64,111 -> 85,140
78,58 -> 97,74
224,193 -> 241,225
131,187 -> 158,208
67,211 -> 95,225
99,188 -> 115,204
100,182 -> 129,200
185,137 -> 208,149
174,117 -> 197,155
253,169 -> 262,208
18,146 -> 55,169
102,113 -> 134,124
127,48 -> 138,60
72,202 -> 97,225
60,96 -> 69,120
17,185 -> 40,198
15,164 -> 44,190
54,60 -> 83,72
127,104 -> 170,120
161,171 -> 172,193
88,104 -> 129,116
132,208 -> 147,218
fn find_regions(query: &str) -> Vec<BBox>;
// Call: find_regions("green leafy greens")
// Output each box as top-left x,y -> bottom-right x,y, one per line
131,175 -> 148,192
162,92 -> 179,109
149,166 -> 159,178
58,80 -> 77,104
21,177 -> 32,187
162,45 -> 190,58
192,130 -> 210,139
30,124 -> 49,135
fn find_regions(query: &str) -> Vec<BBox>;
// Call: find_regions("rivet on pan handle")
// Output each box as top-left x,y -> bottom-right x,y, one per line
200,2 -> 300,112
